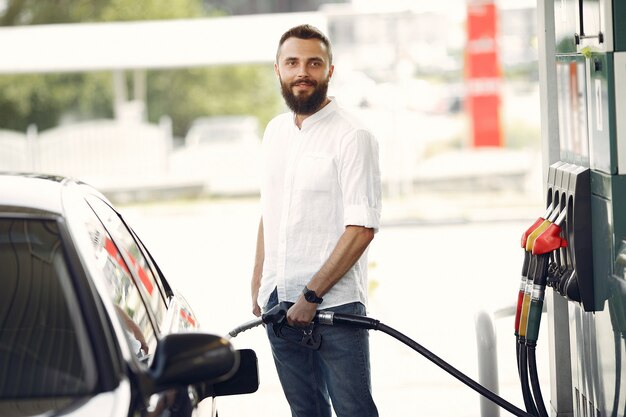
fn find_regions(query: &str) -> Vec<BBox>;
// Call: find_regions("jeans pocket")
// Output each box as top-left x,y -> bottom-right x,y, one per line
262,287 -> 278,313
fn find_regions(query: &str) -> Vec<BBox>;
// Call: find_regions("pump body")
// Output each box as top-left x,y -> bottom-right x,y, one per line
539,1 -> 626,415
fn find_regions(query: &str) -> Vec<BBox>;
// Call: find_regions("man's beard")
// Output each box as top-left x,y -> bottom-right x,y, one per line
280,76 -> 329,115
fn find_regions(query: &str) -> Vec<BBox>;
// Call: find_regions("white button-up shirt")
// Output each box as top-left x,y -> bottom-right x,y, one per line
258,99 -> 382,310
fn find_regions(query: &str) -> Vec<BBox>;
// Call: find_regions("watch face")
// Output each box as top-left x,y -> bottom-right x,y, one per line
304,289 -> 322,304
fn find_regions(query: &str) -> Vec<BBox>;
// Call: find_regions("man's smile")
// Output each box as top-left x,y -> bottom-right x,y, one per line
292,80 -> 316,91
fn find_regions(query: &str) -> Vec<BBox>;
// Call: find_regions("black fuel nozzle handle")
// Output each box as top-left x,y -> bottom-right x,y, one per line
261,301 -> 380,329
261,301 -> 293,325
262,302 -> 322,350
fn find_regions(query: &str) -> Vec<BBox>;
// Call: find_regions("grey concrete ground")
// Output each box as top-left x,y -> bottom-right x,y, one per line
122,185 -> 550,417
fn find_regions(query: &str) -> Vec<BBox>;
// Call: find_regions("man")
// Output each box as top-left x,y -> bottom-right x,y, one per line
251,24 -> 381,417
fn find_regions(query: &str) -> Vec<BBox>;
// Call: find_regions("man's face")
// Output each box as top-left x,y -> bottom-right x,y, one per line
275,37 -> 334,115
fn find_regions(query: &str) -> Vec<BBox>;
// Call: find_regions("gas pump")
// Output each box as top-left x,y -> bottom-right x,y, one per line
536,1 -> 626,415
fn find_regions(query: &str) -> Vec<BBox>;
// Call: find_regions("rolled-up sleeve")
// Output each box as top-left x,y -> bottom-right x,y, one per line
339,129 -> 382,232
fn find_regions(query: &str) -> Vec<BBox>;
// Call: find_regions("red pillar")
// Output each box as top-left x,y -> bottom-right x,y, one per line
465,0 -> 502,147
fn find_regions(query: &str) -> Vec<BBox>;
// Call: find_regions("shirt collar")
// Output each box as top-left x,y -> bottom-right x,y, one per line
294,97 -> 337,131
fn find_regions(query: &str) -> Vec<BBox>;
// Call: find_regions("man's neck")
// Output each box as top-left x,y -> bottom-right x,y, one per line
295,97 -> 331,129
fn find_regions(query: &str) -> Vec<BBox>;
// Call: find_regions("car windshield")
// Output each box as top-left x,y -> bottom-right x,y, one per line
0,218 -> 93,399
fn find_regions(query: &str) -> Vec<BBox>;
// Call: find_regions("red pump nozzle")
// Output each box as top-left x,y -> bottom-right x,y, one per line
516,204 -> 562,336
532,224 -> 567,255
515,208 -> 552,336
532,208 -> 567,256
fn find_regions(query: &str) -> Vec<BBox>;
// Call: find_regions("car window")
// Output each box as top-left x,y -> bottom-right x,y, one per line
82,209 -> 158,360
0,218 -> 94,398
86,196 -> 168,331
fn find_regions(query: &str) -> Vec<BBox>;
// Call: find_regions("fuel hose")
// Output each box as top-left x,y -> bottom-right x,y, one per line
366,318 -> 535,417
229,303 -> 535,417
526,342 -> 548,417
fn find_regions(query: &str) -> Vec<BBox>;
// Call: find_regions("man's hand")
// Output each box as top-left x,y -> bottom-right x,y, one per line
287,296 -> 318,327
252,287 -> 261,317
252,299 -> 262,317
251,218 -> 264,318
138,338 -> 149,355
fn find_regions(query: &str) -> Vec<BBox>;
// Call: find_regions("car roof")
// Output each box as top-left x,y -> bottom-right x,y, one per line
0,173 -> 82,216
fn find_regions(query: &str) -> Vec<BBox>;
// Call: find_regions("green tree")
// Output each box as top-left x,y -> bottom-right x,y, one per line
1,0 -> 110,26
0,72 -> 114,131
0,0 -> 281,136
99,0 -> 205,21
148,64 -> 280,137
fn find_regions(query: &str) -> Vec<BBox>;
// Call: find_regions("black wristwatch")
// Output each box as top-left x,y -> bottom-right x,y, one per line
302,286 -> 323,304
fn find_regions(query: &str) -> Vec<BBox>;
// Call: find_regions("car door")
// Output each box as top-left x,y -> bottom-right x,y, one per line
78,194 -> 204,416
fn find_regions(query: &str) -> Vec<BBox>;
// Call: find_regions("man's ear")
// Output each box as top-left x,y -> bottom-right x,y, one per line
328,64 -> 335,80
274,63 -> 280,79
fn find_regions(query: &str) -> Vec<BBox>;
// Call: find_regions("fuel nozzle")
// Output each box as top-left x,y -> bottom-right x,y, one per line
262,302 -> 379,349
262,301 -> 292,325
525,209 -> 568,344
516,204 -> 559,338
261,301 -> 380,329
228,301 -> 381,340
515,207 -> 550,336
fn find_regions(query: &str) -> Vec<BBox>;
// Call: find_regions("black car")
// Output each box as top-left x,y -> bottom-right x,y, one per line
0,173 -> 258,417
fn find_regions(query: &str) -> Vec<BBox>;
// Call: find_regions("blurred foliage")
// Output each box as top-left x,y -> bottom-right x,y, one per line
148,65 -> 279,138
0,72 -> 114,131
100,0 -> 205,21
0,0 -> 281,137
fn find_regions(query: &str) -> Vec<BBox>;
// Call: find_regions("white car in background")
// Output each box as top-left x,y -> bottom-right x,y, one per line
171,116 -> 262,197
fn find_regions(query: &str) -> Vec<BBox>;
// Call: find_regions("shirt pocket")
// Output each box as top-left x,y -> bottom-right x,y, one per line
295,153 -> 335,192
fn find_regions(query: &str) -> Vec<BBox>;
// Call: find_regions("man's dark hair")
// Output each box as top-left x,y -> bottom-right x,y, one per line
276,24 -> 333,64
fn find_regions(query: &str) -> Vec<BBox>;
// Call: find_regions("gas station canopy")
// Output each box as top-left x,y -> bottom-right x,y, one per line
0,12 -> 327,74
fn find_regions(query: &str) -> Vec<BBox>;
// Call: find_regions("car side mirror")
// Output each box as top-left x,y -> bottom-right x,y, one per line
150,332 -> 237,392
199,348 -> 260,400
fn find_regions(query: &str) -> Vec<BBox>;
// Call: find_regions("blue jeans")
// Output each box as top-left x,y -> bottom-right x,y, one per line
264,289 -> 378,417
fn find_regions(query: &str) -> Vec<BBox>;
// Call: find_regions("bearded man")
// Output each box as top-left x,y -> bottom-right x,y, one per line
249,24 -> 381,417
